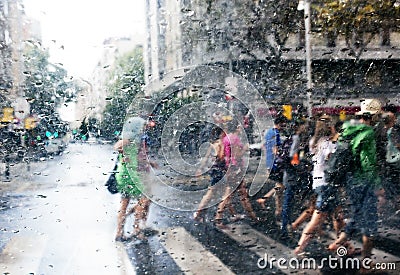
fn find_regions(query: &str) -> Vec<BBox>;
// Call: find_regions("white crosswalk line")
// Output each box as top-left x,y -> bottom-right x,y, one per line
327,231 -> 400,268
0,234 -> 47,274
220,223 -> 320,274
160,227 -> 235,275
378,226 -> 400,243
62,232 -> 136,275
0,233 -> 136,275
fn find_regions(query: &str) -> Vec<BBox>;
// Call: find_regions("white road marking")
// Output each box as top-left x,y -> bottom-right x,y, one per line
221,223 -> 320,274
160,227 -> 235,275
62,232 -> 136,275
0,234 -> 47,274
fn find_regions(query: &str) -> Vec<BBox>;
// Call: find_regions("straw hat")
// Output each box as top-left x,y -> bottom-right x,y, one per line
356,99 -> 382,115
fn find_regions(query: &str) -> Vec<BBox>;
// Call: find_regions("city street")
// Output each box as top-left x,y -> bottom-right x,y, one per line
0,143 -> 399,274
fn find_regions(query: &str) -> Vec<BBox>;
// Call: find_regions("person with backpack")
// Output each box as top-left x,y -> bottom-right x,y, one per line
193,126 -> 227,222
279,118 -> 312,237
328,99 -> 382,260
257,115 -> 288,220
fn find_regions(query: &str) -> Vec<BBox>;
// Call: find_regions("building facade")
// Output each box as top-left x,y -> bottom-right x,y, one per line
144,0 -> 400,111
0,0 -> 42,122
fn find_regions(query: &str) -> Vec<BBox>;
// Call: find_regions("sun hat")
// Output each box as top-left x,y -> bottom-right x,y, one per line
355,99 -> 382,115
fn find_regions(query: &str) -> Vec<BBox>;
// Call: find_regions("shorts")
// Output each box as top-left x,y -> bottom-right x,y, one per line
209,168 -> 225,186
345,177 -> 378,237
315,185 -> 339,213
268,168 -> 283,183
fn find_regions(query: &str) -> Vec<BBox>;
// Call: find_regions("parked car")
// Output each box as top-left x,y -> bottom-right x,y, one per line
44,133 -> 68,155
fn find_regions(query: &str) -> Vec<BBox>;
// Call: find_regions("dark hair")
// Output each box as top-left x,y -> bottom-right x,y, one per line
361,113 -> 373,121
334,120 -> 344,133
210,126 -> 224,141
383,104 -> 398,114
226,120 -> 239,133
274,115 -> 287,125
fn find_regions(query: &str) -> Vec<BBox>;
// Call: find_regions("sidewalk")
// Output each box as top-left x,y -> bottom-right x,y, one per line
0,160 -> 47,193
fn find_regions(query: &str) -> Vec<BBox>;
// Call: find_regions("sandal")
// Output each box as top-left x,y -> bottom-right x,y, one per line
256,198 -> 267,209
214,219 -> 229,230
115,235 -> 129,242
327,241 -> 360,256
193,212 -> 204,223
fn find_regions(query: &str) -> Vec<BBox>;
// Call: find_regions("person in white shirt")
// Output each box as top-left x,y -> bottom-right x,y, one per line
294,115 -> 345,255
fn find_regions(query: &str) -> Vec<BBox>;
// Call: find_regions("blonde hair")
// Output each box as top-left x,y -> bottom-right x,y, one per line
310,116 -> 332,151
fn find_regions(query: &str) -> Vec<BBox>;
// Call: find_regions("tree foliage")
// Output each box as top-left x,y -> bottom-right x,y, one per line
23,42 -> 75,117
315,0 -> 400,58
202,0 -> 301,60
241,1 -> 302,58
101,46 -> 145,138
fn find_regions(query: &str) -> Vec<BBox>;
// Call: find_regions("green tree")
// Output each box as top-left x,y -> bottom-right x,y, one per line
101,46 -> 145,138
315,0 -> 400,58
23,42 -> 74,116
198,1 -> 301,60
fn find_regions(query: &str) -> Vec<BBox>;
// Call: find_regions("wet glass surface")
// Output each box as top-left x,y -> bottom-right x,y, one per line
0,1 -> 399,274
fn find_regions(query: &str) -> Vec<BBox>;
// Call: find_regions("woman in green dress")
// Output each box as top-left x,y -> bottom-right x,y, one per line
114,117 -> 154,242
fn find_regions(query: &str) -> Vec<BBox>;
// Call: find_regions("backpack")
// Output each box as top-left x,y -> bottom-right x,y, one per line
386,127 -> 400,167
324,139 -> 357,187
275,136 -> 293,171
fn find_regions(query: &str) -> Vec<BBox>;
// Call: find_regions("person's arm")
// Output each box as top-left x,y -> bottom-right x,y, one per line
196,144 -> 214,176
114,139 -> 129,153
392,126 -> 400,149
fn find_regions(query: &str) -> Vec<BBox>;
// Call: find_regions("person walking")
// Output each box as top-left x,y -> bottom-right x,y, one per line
214,120 -> 258,229
294,116 -> 345,255
257,115 -> 287,220
381,106 -> 400,214
114,117 -> 157,242
280,118 -> 312,237
193,126 -> 226,222
328,99 -> 382,260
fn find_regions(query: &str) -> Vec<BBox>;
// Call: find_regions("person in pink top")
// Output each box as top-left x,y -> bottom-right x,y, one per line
214,119 -> 259,229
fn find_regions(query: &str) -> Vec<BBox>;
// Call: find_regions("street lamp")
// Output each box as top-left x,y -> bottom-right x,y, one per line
298,0 -> 313,118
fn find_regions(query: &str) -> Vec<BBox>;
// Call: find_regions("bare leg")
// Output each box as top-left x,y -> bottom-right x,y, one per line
275,183 -> 284,218
215,187 -> 232,228
292,204 -> 315,231
194,187 -> 215,221
332,206 -> 345,237
116,197 -> 130,240
294,210 -> 327,255
132,197 -> 151,238
362,235 -> 373,259
256,186 -> 277,209
238,181 -> 257,221
328,231 -> 348,251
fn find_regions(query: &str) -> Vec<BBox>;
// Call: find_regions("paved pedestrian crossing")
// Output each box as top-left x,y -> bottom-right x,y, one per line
160,227 -> 235,274
0,232 -> 136,275
1,219 -> 399,274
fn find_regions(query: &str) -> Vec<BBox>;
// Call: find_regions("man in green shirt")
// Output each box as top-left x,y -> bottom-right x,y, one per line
328,99 -> 382,261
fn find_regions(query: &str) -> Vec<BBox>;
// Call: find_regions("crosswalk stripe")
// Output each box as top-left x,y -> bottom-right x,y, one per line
327,231 -> 400,267
220,223 -> 320,274
160,226 -> 235,275
62,232 -> 136,275
378,226 -> 400,243
0,234 -> 47,274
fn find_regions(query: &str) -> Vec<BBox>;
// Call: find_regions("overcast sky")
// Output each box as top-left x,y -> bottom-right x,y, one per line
23,0 -> 145,78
